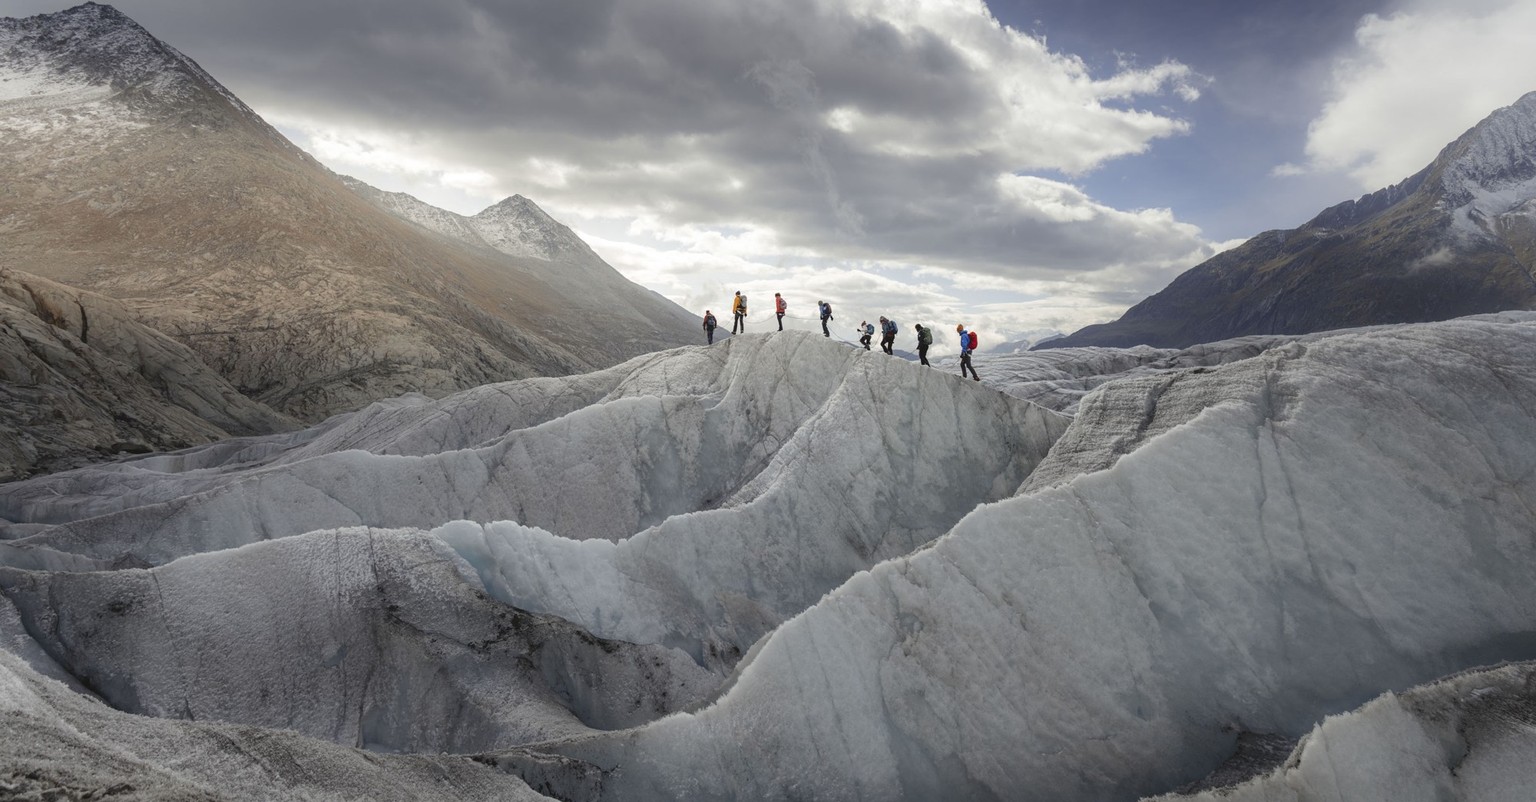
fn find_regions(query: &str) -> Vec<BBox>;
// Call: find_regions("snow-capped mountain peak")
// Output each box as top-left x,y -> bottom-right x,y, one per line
0,3 -> 245,112
1437,91 -> 1536,235
470,194 -> 595,262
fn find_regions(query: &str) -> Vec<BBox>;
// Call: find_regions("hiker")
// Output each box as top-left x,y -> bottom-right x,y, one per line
956,324 -> 980,381
732,291 -> 747,334
774,293 -> 787,331
818,300 -> 833,337
703,310 -> 718,344
858,320 -> 874,350
914,323 -> 932,366
879,317 -> 897,355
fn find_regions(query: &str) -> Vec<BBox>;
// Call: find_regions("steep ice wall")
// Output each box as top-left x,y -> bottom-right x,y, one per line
436,336 -> 1065,666
1,335 -> 1064,583
528,314 -> 1536,801
0,651 -> 553,801
1,332 -> 1066,668
0,528 -> 717,753
1155,662 -> 1536,801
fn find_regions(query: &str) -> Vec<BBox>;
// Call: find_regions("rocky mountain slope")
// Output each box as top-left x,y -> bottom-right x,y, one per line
0,3 -> 698,422
0,267 -> 294,483
1044,92 -> 1536,349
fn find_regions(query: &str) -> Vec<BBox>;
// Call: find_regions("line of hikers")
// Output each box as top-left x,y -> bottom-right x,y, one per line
701,292 -> 980,381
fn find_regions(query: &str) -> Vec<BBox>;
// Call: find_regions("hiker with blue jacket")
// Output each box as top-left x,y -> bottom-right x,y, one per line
956,324 -> 980,381
818,300 -> 833,337
879,317 -> 897,355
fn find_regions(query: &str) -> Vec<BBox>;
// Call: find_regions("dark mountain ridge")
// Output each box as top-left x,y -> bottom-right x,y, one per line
1042,91 -> 1536,349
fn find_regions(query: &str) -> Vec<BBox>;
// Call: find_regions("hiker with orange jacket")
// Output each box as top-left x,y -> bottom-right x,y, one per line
731,291 -> 748,334
774,292 -> 787,331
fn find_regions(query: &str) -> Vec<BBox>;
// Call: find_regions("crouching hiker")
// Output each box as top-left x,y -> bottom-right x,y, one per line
858,321 -> 874,350
914,323 -> 932,366
956,324 -> 980,381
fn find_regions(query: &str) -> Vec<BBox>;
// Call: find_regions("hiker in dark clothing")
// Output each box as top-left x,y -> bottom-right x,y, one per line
914,324 -> 932,366
818,301 -> 833,336
879,317 -> 896,355
775,293 -> 786,331
858,321 -> 874,350
731,291 -> 747,334
956,324 -> 980,381
703,311 -> 718,344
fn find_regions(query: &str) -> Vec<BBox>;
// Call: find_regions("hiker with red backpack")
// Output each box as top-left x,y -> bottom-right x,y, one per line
956,324 -> 980,381
775,293 -> 787,331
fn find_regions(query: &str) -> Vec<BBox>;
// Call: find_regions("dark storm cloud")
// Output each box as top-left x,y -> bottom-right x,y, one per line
30,0 -> 1213,282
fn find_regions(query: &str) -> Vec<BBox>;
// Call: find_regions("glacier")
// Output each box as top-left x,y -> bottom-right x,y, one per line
528,314 -> 1536,799
1153,661 -> 1536,801
4,316 -> 1536,799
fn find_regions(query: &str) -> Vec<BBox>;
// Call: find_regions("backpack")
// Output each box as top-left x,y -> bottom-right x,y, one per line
967,331 -> 978,351
918,326 -> 932,346
886,320 -> 898,335
823,303 -> 832,319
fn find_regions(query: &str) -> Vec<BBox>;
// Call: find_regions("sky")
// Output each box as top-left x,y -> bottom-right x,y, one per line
8,0 -> 1536,344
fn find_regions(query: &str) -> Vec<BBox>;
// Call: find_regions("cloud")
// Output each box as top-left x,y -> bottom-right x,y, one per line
1300,0 -> 1536,189
131,0 -> 1209,277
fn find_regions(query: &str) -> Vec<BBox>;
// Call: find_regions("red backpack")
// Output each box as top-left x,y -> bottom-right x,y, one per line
967,331 -> 978,351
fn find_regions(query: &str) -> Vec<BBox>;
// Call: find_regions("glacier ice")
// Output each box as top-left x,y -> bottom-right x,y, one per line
5,317 -> 1536,800
2,333 -> 1067,669
0,527 -> 721,753
0,650 -> 554,800
524,315 -> 1536,800
1154,661 -> 1536,801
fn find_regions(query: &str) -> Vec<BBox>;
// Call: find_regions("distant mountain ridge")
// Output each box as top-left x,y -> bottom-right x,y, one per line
1043,91 -> 1536,349
337,179 -> 597,263
0,3 -> 697,423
